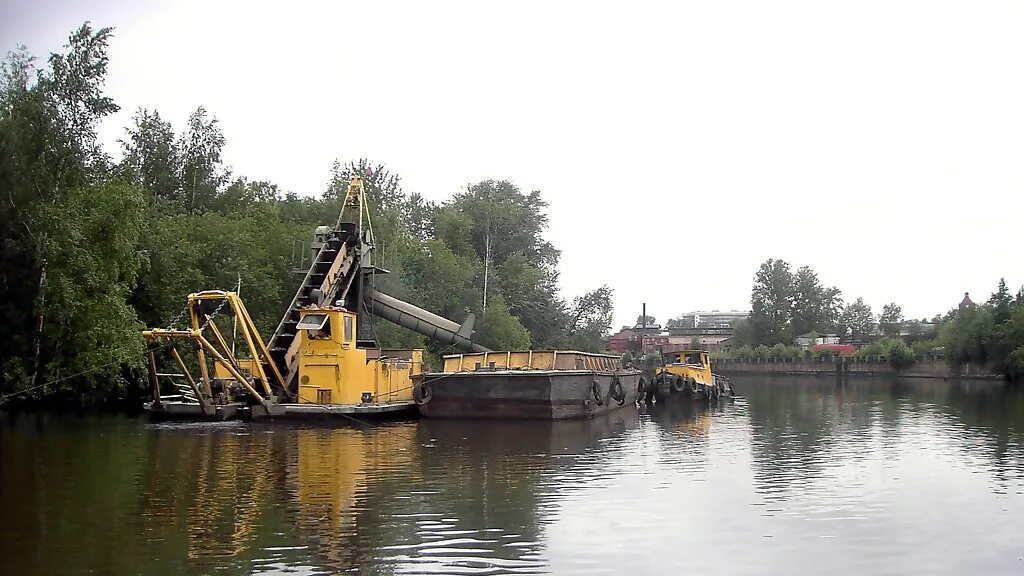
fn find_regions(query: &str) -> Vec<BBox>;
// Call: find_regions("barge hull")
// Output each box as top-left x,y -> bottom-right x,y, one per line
146,400 -> 416,421
419,370 -> 641,420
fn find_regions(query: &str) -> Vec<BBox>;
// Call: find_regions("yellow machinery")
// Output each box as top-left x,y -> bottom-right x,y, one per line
143,292 -> 423,419
144,290 -> 285,418
295,306 -> 421,407
651,350 -> 733,401
143,176 -> 484,420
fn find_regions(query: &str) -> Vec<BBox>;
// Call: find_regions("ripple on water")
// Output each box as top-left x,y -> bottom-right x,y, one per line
3,379 -> 1024,575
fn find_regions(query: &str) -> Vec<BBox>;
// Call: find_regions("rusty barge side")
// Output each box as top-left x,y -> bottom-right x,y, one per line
417,351 -> 643,420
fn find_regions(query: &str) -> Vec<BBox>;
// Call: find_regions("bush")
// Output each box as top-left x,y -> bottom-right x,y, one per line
733,345 -> 756,360
1006,346 -> 1024,380
888,340 -> 916,369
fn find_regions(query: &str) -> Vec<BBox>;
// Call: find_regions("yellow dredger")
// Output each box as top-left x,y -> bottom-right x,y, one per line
143,177 -> 486,420
143,292 -> 425,419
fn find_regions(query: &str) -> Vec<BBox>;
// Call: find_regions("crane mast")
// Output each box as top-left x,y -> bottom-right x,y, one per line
266,177 -> 487,395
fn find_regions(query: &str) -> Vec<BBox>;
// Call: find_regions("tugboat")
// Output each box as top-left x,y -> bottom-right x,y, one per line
648,350 -> 734,402
416,350 -> 644,420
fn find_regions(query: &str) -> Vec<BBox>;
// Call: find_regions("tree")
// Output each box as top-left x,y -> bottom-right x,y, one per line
0,24 -> 147,397
324,158 -> 403,214
989,278 -> 1012,324
120,108 -> 180,201
840,298 -> 874,341
750,258 -> 794,344
665,316 -> 688,329
879,302 -> 904,337
563,285 -> 614,352
791,266 -> 842,336
178,106 -> 227,213
731,317 -> 755,346
434,179 -> 565,347
636,314 -> 656,326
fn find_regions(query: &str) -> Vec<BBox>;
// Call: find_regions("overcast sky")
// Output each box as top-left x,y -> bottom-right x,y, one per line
3,0 -> 1022,329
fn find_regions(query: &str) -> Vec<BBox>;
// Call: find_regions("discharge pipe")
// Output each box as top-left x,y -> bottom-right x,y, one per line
365,289 -> 490,353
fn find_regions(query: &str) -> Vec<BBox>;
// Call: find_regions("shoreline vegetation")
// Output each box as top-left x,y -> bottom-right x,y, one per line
0,24 -> 614,407
707,259 -> 1024,381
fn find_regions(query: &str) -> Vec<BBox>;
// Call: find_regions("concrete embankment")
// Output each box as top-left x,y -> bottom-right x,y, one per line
713,358 -> 1002,380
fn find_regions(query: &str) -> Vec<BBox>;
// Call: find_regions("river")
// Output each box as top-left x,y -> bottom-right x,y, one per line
1,376 -> 1023,575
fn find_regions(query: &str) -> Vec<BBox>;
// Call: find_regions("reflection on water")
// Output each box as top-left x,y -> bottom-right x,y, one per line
2,378 -> 1023,575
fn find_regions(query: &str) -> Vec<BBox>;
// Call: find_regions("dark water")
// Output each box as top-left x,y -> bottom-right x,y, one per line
2,377 -> 1023,575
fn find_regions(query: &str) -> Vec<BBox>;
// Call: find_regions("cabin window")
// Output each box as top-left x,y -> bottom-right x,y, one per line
297,313 -> 331,339
344,315 -> 354,342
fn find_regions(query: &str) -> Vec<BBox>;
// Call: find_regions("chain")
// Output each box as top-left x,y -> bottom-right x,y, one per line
165,303 -> 190,329
198,297 -> 229,331
164,289 -> 232,331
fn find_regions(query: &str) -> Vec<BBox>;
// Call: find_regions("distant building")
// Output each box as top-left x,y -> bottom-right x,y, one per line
606,324 -> 663,353
606,330 -> 633,353
795,332 -> 840,348
959,292 -> 975,312
642,334 -> 733,353
670,310 -> 749,331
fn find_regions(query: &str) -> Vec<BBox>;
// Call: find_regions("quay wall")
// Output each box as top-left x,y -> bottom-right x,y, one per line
713,358 -> 1001,380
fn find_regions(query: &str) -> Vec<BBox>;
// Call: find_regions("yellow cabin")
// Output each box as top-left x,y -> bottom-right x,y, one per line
650,349 -> 733,401
295,306 -> 422,406
657,350 -> 714,387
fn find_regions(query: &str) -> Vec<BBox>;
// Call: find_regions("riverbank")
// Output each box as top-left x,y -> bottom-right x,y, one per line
713,358 -> 1003,380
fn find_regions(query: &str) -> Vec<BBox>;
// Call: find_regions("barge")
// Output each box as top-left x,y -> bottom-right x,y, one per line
417,351 -> 643,419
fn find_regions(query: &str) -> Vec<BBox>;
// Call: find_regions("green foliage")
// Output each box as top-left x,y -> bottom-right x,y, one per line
0,24 -> 148,399
885,339 -> 914,368
731,317 -> 755,346
732,345 -> 755,360
750,259 -> 795,344
750,259 -> 842,345
475,296 -> 531,351
1006,346 -> 1024,380
841,297 -> 874,341
562,286 -> 615,352
989,278 -> 1012,324
879,302 -> 904,337
852,337 -> 916,369
791,266 -> 842,336
911,338 -> 942,357
939,306 -> 996,367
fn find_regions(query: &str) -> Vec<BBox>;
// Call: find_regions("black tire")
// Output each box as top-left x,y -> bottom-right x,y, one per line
654,374 -> 670,402
413,381 -> 433,405
610,377 -> 626,405
671,375 -> 686,393
591,380 -> 605,406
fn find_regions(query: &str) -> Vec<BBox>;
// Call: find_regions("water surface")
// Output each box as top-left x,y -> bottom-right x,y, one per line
2,377 -> 1023,574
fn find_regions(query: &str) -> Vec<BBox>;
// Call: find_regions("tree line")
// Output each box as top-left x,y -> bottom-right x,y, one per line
711,258 -> 1024,379
0,24 -> 615,402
